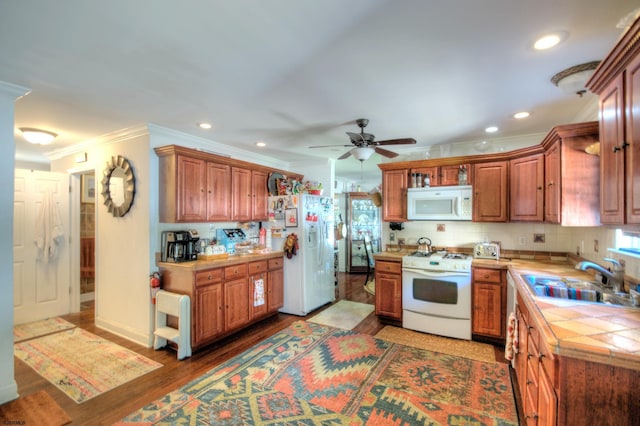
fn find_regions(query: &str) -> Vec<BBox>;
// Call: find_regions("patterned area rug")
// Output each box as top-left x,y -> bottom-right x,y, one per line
375,326 -> 497,363
0,390 -> 71,426
117,321 -> 517,425
307,300 -> 374,330
14,317 -> 76,343
14,328 -> 162,403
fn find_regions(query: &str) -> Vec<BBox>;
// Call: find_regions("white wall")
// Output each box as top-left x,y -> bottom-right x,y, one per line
0,81 -> 30,404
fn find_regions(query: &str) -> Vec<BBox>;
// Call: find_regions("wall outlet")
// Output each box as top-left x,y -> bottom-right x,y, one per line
437,224 -> 446,232
594,239 -> 599,252
534,233 -> 545,243
389,231 -> 396,243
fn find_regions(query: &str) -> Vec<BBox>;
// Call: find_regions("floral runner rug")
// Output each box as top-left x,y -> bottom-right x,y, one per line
307,300 -> 374,330
117,320 -> 517,425
375,325 -> 497,363
14,328 -> 162,403
13,317 -> 76,343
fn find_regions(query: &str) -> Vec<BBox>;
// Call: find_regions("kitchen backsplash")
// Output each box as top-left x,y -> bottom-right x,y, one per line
383,221 -> 640,282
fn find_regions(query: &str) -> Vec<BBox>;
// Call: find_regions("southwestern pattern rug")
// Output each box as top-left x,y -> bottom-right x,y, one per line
15,327 -> 163,403
118,321 -> 517,425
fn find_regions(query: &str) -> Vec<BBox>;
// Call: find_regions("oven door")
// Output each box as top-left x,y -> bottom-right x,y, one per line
402,267 -> 471,319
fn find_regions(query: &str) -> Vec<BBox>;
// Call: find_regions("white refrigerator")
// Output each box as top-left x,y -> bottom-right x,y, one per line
268,194 -> 335,315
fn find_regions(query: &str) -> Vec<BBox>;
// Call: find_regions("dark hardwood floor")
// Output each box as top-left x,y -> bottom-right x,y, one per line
9,271 -> 507,425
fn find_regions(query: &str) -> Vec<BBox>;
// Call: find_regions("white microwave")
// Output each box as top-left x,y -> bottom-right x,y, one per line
407,185 -> 473,221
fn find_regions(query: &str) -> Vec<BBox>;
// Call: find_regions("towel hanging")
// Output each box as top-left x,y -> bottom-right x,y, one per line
505,312 -> 518,361
35,188 -> 64,264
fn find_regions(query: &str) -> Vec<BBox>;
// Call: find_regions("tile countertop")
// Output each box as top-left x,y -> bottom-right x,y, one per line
158,250 -> 284,272
374,251 -> 640,371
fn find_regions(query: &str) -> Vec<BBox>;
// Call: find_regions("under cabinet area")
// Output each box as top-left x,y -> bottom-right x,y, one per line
471,267 -> 506,341
155,145 -> 302,223
159,252 -> 284,351
374,259 -> 402,320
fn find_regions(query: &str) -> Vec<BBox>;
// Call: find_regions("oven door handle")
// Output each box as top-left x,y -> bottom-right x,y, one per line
403,267 -> 469,278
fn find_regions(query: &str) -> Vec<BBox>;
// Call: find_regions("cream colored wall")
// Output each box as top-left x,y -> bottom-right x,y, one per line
52,132 -> 154,346
0,81 -> 30,404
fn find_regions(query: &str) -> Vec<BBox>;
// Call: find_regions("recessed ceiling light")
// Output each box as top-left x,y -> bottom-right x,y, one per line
198,122 -> 212,129
514,111 -> 530,119
485,126 -> 499,133
533,32 -> 567,50
256,141 -> 266,147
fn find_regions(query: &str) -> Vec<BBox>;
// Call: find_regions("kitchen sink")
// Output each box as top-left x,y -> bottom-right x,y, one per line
521,274 -> 638,307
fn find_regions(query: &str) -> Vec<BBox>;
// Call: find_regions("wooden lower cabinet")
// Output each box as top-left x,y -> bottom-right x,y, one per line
514,291 -> 640,425
471,267 -> 506,341
374,260 -> 403,319
159,254 -> 284,351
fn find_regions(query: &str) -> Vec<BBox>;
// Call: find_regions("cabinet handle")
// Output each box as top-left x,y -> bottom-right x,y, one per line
527,352 -> 534,360
613,146 -> 621,152
547,182 -> 554,187
528,325 -> 534,331
208,274 -> 212,280
525,413 -> 539,420
483,275 -> 490,279
539,352 -> 545,360
537,186 -> 542,190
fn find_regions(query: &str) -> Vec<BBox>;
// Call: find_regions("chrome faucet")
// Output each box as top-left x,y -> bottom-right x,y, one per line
575,258 -> 625,293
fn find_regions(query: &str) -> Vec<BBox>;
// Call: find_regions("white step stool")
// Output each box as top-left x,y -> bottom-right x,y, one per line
153,290 -> 191,360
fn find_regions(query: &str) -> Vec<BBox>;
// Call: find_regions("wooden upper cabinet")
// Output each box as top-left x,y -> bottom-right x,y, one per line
411,163 -> 470,187
155,145 -> 303,223
382,169 -> 409,221
587,17 -> 640,224
251,170 -> 269,221
206,162 -> 231,221
599,75 -> 626,224
544,142 -> 561,223
510,154 -> 544,222
473,161 -> 508,222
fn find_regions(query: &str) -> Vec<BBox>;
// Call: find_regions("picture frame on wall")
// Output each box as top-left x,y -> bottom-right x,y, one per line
81,174 -> 96,203
285,208 -> 298,228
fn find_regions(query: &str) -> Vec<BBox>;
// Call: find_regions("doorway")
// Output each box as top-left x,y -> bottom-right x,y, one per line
79,171 -> 96,311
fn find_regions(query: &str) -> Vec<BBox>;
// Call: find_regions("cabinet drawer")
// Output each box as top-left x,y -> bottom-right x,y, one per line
473,267 -> 502,283
376,260 -> 401,274
268,257 -> 283,270
225,263 -> 247,280
195,268 -> 223,287
249,260 -> 267,275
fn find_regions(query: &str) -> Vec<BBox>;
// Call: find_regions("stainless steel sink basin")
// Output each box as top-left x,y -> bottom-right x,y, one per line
521,274 -> 637,307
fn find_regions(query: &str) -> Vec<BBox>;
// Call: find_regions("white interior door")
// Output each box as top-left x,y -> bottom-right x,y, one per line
14,169 -> 70,324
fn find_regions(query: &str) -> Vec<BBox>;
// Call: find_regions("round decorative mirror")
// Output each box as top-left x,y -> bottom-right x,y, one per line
101,155 -> 135,217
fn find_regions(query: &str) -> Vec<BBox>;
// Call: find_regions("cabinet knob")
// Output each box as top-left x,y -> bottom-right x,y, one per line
547,182 -> 554,187
208,274 -> 212,280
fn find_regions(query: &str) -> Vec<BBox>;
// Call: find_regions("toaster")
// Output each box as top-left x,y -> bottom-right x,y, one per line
474,242 -> 500,260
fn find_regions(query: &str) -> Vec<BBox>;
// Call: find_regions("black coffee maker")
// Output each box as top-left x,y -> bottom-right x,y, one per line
162,230 -> 199,262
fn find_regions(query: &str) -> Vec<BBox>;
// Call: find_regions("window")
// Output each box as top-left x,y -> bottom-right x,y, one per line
615,229 -> 640,256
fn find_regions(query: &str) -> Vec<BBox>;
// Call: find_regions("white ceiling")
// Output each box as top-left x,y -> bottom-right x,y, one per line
2,1 -> 637,182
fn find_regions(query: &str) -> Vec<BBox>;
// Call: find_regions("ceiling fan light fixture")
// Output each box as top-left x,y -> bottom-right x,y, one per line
551,61 -> 600,96
351,147 -> 375,161
19,127 -> 57,145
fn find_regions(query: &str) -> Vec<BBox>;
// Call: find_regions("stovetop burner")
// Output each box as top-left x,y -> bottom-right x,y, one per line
408,251 -> 470,260
403,250 -> 472,272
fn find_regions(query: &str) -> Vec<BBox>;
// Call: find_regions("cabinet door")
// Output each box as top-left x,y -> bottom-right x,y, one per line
231,167 -> 252,221
206,162 -> 231,221
473,161 -> 508,222
195,282 -> 224,344
250,271 -> 268,319
374,262 -> 402,319
626,54 -> 640,223
515,305 -> 529,403
599,74 -> 626,224
440,164 -> 470,186
177,155 -> 206,222
267,267 -> 284,312
225,278 -> 250,330
411,167 -> 439,186
537,367 -> 557,426
251,170 -> 269,221
472,282 -> 503,337
544,142 -> 561,223
510,154 -> 544,222
382,169 -> 408,221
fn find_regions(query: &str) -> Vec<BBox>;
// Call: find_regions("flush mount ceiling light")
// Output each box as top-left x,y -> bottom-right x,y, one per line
19,127 -> 57,145
351,147 -> 375,161
551,61 -> 600,97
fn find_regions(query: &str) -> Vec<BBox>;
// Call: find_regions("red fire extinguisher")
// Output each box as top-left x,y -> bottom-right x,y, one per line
150,272 -> 161,304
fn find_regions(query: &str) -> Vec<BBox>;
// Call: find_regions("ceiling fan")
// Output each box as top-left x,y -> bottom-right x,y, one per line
309,118 -> 416,161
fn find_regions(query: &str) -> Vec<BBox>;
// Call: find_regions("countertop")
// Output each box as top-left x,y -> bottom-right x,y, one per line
374,251 -> 640,371
158,250 -> 284,272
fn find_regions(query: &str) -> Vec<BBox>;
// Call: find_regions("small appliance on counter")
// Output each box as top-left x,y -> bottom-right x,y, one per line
216,228 -> 247,254
474,242 -> 500,260
161,229 -> 200,262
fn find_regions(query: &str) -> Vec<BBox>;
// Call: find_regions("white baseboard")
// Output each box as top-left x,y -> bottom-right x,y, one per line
94,316 -> 151,348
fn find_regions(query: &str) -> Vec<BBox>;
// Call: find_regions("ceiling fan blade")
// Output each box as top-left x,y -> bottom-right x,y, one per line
338,150 -> 353,160
309,144 -> 354,148
375,147 -> 399,158
374,138 -> 417,146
